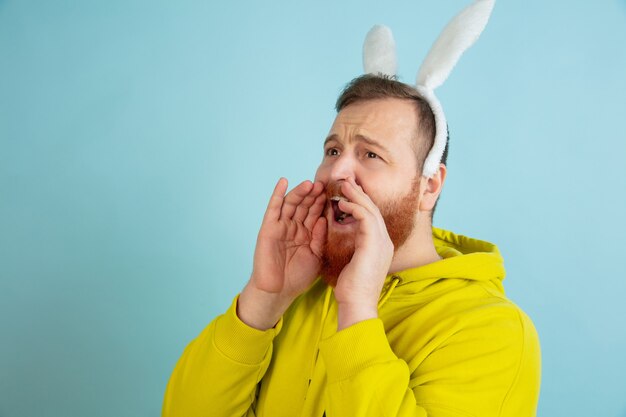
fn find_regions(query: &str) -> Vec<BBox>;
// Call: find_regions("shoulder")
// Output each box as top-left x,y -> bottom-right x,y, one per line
384,279 -> 541,381
385,280 -> 541,415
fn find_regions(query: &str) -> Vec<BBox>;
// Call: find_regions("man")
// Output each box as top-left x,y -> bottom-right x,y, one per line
161,75 -> 541,416
163,1 -> 541,414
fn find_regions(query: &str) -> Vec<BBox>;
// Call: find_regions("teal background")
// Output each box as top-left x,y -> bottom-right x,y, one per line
1,1 -> 625,416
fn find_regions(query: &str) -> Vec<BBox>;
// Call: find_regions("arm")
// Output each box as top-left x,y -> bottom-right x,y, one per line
162,296 -> 280,417
324,179 -> 540,416
320,307 -> 541,417
162,178 -> 327,417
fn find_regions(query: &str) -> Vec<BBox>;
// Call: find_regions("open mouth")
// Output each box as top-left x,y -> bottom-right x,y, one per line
330,196 -> 354,224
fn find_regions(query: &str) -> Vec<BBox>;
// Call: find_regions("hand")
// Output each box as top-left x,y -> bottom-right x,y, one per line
333,178 -> 394,330
238,178 -> 327,330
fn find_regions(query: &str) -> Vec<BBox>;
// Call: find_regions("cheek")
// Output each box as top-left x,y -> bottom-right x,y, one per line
359,184 -> 380,206
355,177 -> 381,198
314,165 -> 327,183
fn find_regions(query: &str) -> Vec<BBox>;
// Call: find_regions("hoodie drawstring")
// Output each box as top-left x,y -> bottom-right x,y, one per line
377,275 -> 401,309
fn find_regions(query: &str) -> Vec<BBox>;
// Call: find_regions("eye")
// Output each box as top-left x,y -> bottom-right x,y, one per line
366,151 -> 379,159
325,148 -> 340,157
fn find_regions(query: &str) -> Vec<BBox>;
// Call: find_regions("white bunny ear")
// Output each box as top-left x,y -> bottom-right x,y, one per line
416,0 -> 495,89
417,0 -> 496,178
363,25 -> 397,77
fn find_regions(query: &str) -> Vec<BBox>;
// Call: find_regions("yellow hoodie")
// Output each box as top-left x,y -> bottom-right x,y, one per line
162,227 -> 541,417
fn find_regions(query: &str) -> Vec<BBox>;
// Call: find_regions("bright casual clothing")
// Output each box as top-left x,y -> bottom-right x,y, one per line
163,227 -> 541,417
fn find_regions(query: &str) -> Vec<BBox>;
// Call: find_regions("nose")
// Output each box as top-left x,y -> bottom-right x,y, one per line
329,152 -> 357,183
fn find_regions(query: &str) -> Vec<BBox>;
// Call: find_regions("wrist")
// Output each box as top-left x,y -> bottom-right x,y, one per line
336,302 -> 378,331
237,283 -> 294,330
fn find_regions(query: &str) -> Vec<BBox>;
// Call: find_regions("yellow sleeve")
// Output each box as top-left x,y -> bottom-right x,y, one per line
162,296 -> 282,417
319,310 -> 540,417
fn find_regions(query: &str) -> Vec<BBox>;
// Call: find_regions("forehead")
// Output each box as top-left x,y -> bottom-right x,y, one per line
328,98 -> 419,151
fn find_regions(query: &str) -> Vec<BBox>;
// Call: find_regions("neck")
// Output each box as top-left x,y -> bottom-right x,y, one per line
389,218 -> 440,274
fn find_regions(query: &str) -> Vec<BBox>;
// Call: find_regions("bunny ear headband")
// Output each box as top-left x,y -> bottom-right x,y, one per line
362,0 -> 495,178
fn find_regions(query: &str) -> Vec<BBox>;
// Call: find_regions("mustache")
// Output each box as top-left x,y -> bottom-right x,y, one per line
325,181 -> 344,200
326,181 -> 365,203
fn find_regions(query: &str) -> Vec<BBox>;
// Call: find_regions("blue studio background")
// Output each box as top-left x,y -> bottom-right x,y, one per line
1,1 -> 625,416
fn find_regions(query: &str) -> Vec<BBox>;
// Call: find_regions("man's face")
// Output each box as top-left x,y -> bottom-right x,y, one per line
314,98 -> 423,285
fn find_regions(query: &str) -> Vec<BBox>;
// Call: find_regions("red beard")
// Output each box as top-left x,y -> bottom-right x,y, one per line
319,177 -> 420,287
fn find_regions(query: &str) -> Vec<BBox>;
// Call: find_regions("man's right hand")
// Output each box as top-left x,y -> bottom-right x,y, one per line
238,178 -> 327,330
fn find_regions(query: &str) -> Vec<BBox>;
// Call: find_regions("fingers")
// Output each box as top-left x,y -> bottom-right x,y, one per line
303,191 -> 326,231
340,178 -> 379,215
338,179 -> 388,234
337,199 -> 370,222
262,178 -> 325,227
293,181 -> 324,223
279,180 -> 325,222
337,194 -> 392,252
278,180 -> 312,221
262,177 -> 289,224
310,216 -> 327,258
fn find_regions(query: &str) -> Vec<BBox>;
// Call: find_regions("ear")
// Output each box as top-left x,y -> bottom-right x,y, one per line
419,163 -> 447,212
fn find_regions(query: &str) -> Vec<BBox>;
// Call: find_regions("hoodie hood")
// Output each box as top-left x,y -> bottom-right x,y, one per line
380,227 -> 506,301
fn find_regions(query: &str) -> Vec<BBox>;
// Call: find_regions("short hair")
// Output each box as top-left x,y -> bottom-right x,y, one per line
335,74 -> 449,218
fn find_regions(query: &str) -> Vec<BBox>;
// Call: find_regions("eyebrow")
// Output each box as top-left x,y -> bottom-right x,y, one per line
324,134 -> 392,155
